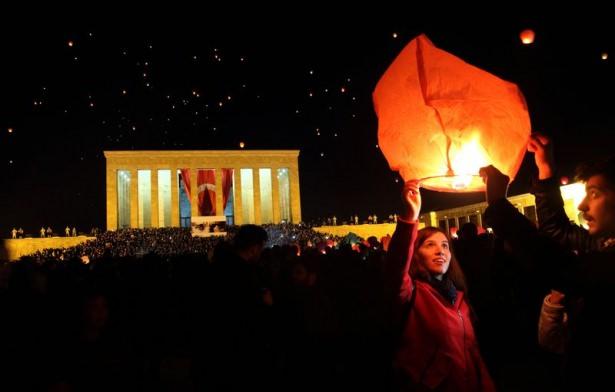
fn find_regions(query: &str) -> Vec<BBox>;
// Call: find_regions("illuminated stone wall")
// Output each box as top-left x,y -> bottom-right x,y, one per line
1,237 -> 94,261
314,223 -> 401,240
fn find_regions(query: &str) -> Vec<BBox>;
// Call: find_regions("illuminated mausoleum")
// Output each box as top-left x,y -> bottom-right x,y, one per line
104,150 -> 301,230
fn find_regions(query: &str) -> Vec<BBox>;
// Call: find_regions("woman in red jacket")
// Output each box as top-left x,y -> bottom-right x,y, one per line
386,180 -> 495,391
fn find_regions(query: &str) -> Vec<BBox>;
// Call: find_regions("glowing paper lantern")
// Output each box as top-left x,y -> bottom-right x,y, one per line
520,29 -> 535,44
373,34 -> 531,192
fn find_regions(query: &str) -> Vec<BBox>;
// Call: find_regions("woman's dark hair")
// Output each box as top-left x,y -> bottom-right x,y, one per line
575,155 -> 615,190
410,227 -> 468,293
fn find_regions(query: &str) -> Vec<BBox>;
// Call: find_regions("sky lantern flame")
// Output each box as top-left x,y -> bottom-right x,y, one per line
446,134 -> 491,190
450,135 -> 490,176
373,34 -> 531,192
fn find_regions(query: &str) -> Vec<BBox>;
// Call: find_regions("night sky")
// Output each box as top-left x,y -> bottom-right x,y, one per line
2,14 -> 614,235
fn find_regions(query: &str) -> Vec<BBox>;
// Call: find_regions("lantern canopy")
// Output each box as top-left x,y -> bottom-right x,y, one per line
373,34 -> 531,192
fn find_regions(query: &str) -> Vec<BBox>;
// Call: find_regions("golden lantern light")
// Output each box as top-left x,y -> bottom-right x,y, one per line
239,142 -> 245,148
520,29 -> 535,45
601,52 -> 608,60
373,34 -> 531,192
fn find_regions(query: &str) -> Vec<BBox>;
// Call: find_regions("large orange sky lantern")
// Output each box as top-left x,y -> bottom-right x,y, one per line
373,34 -> 531,192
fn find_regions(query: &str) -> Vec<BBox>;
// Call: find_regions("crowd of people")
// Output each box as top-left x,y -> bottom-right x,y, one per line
23,223 -> 343,264
0,221 -> 563,390
0,135 -> 613,391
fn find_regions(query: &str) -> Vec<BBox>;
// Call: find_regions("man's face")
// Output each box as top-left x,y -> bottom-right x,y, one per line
578,174 -> 615,237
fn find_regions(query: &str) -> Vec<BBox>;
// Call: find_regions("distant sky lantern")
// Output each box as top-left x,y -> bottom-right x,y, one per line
67,40 -> 74,47
373,34 -> 531,192
520,29 -> 535,45
602,52 -> 608,60
239,142 -> 245,148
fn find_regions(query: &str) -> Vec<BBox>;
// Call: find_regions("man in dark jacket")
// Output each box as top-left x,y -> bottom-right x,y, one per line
480,134 -> 615,390
199,225 -> 273,390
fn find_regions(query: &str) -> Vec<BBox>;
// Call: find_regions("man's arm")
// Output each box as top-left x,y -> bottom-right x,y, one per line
533,177 -> 598,253
481,165 -> 579,292
528,133 -> 599,252
480,165 -> 539,245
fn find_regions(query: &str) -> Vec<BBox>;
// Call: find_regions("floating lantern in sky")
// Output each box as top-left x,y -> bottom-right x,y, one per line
520,29 -> 535,45
373,34 -> 531,192
601,52 -> 608,60
68,40 -> 74,47
239,142 -> 245,148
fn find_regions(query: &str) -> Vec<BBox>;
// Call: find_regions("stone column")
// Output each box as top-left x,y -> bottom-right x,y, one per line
151,169 -> 159,228
233,169 -> 243,226
130,168 -> 138,228
428,211 -> 438,227
253,168 -> 261,224
271,167 -> 280,223
171,168 -> 179,227
190,168 -> 198,220
289,164 -> 302,223
106,166 -> 117,231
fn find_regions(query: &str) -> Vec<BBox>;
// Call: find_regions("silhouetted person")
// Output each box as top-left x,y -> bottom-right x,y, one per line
200,225 -> 272,390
